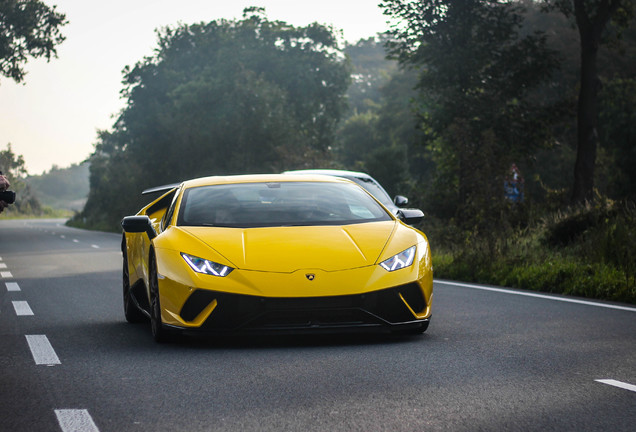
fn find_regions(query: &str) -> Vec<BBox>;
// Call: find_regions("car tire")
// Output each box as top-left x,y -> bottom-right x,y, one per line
149,250 -> 171,343
122,236 -> 146,323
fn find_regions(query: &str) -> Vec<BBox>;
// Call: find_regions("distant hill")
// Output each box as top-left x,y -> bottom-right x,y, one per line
27,162 -> 90,211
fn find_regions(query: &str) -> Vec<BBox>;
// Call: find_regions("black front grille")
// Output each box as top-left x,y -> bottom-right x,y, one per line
179,283 -> 426,331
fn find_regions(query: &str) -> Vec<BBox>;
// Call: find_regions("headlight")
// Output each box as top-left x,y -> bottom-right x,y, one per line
380,246 -> 416,272
181,253 -> 233,277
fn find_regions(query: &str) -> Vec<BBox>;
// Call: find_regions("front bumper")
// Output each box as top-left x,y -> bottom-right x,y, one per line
154,245 -> 434,334
164,283 -> 430,334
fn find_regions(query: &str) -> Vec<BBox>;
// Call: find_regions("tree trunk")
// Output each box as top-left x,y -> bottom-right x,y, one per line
571,0 -> 620,203
572,25 -> 599,203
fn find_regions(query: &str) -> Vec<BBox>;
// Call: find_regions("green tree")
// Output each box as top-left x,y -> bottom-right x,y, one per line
118,9 -> 350,184
545,0 -> 635,202
334,57 -> 422,197
365,144 -> 409,197
335,110 -> 382,168
381,0 -> 559,225
373,68 -> 425,188
598,78 -> 636,199
510,1 -> 636,205
344,36 -> 397,114
0,0 -> 66,83
75,9 -> 351,230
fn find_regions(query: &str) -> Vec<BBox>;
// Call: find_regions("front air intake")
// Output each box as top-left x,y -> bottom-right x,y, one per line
179,283 -> 427,331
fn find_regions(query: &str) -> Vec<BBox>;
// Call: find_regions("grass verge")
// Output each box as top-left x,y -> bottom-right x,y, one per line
429,200 -> 636,304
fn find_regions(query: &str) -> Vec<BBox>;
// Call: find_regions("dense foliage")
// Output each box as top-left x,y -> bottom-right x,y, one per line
434,200 -> 636,303
72,9 -> 351,231
381,0 -> 561,234
335,37 -> 421,196
0,0 -> 67,83
545,0 -> 634,202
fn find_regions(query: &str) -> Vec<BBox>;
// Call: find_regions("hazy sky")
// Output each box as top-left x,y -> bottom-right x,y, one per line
0,0 -> 390,174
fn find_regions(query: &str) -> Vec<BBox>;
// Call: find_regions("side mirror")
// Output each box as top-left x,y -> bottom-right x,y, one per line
397,208 -> 424,225
393,195 -> 409,207
122,215 -> 157,240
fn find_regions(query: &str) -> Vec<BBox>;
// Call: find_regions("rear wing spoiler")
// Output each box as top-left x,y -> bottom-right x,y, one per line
141,183 -> 181,195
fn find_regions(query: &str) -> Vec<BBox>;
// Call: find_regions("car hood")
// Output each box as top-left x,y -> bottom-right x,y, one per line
178,221 -> 398,272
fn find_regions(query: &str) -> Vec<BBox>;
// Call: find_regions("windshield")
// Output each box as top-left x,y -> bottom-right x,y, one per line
177,182 -> 393,228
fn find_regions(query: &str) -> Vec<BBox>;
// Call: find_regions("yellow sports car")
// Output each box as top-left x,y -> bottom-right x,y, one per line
121,174 -> 433,342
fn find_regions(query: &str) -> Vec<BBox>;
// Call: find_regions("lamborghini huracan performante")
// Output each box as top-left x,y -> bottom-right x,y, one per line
121,174 -> 433,342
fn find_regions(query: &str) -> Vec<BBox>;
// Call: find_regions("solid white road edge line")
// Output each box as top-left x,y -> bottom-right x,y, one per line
25,335 -> 61,365
55,409 -> 100,432
5,282 -> 20,291
595,379 -> 636,393
12,301 -> 34,316
435,280 -> 636,312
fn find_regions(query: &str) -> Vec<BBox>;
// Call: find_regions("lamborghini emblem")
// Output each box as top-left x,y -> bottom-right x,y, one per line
306,274 -> 315,281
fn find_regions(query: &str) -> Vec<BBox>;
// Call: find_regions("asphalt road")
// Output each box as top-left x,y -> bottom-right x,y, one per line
1,218 -> 635,432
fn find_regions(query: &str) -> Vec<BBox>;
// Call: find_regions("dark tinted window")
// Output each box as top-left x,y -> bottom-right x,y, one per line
177,182 -> 392,228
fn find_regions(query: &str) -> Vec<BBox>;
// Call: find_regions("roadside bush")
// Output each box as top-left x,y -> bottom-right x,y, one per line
431,199 -> 636,304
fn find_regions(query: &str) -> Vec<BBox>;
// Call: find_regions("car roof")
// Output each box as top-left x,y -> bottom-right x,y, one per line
182,173 -> 354,189
283,169 -> 373,180
141,174 -> 356,195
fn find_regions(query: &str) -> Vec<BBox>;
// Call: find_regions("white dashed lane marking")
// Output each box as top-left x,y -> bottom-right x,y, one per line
25,335 -> 61,366
12,301 -> 34,316
5,282 -> 20,291
2,240 -> 99,431
55,409 -> 100,432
